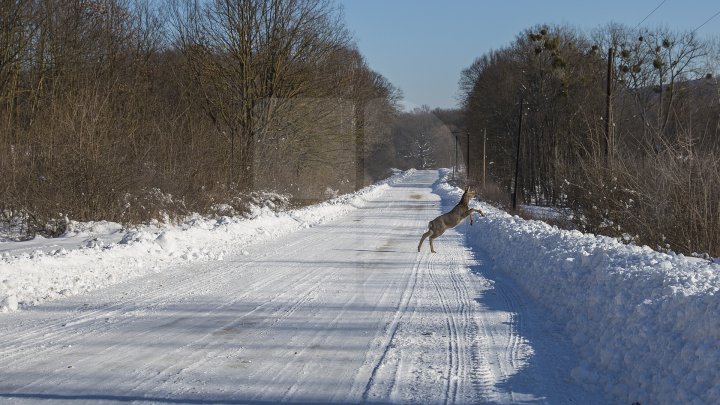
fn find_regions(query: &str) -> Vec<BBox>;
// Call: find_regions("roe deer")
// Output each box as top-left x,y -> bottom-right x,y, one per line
418,186 -> 483,253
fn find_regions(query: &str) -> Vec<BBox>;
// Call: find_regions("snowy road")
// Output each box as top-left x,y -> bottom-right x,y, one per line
0,171 -> 609,404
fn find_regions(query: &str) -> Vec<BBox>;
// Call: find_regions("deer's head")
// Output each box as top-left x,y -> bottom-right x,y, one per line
461,186 -> 476,204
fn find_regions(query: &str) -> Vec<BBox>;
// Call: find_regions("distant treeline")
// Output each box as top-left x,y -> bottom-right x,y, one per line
460,23 -> 720,256
0,0 -> 405,233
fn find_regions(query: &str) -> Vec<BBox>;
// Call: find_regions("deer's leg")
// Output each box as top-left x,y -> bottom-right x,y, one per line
471,208 -> 485,225
464,208 -> 484,225
457,209 -> 474,225
418,230 -> 433,252
429,236 -> 437,253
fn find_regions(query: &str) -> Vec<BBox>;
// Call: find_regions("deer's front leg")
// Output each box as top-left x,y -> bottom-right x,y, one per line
466,208 -> 484,225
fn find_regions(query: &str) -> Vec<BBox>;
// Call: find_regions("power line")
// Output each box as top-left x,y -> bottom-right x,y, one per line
635,0 -> 667,30
693,9 -> 720,34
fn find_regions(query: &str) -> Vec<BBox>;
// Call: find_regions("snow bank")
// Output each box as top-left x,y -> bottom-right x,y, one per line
0,170 -> 414,313
434,169 -> 720,405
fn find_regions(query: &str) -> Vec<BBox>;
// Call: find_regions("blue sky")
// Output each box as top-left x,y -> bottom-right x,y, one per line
338,0 -> 720,110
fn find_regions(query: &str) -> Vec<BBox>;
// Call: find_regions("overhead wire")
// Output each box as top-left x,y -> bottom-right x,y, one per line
634,0 -> 720,35
634,0 -> 667,30
692,9 -> 720,34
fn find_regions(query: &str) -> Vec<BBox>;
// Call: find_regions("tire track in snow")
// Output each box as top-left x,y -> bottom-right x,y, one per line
468,259 -> 532,403
425,238 -> 488,405
468,309 -> 494,402
447,251 -> 476,404
353,179 -> 488,404
501,278 -> 525,377
426,249 -> 461,405
359,251 -> 422,404
419,226 -> 526,404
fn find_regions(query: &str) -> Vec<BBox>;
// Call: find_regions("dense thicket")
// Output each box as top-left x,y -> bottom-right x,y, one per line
0,0 -> 401,235
461,24 -> 720,256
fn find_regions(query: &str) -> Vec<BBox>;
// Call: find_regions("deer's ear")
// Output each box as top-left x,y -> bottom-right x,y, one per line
464,186 -> 469,192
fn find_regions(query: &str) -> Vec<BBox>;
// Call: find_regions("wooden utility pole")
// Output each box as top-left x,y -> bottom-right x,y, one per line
466,131 -> 470,180
605,47 -> 614,166
512,98 -> 523,211
453,133 -> 458,179
482,128 -> 487,190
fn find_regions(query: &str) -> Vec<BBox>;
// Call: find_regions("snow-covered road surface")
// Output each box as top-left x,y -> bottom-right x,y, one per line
0,170 -> 609,404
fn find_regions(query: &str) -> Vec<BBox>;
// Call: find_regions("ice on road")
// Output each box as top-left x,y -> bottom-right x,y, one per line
0,170 -> 608,404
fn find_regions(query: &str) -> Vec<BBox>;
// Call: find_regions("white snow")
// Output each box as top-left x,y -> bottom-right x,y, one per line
433,169 -> 720,405
0,169 -> 607,404
1,168 -> 717,405
0,171 -> 610,405
0,170 -> 414,313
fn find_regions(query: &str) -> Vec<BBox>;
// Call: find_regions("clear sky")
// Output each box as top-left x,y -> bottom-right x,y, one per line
338,0 -> 720,110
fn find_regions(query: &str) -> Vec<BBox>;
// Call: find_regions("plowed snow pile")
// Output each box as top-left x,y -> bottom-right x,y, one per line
434,170 -> 720,405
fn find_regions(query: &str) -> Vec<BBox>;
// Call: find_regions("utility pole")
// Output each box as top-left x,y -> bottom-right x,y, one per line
483,128 -> 487,190
512,98 -> 523,211
453,132 -> 458,179
605,47 -> 614,167
466,131 -> 470,180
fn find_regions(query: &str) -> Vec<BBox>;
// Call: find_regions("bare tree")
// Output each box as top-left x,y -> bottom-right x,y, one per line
393,107 -> 452,170
172,0 -> 350,189
461,22 -> 720,256
0,0 -> 403,238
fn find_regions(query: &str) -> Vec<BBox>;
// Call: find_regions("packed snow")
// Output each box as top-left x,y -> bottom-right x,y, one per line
433,169 -> 720,405
0,170 -> 414,313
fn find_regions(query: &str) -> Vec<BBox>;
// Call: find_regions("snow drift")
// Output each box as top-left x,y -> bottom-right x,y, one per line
0,170 -> 414,313
434,169 -> 720,405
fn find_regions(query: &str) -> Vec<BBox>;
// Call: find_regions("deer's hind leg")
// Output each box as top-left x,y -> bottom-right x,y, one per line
418,229 -> 433,252
429,236 -> 437,253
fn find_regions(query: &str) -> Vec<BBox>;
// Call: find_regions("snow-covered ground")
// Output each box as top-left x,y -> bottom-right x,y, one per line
432,169 -> 720,405
1,169 -> 717,405
0,170 -> 414,313
0,169 -> 610,404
